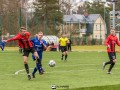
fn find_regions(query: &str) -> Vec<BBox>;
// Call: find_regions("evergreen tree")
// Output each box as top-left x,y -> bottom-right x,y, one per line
32,0 -> 63,35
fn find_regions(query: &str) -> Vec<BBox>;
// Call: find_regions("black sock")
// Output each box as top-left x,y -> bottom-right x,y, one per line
108,63 -> 115,72
65,55 -> 68,60
105,61 -> 111,65
62,54 -> 64,58
24,64 -> 29,74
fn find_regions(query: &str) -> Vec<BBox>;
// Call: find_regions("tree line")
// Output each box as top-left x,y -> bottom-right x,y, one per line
0,0 -> 120,37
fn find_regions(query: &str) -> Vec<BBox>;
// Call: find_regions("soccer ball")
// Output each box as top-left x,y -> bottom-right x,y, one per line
49,60 -> 56,67
51,84 -> 56,89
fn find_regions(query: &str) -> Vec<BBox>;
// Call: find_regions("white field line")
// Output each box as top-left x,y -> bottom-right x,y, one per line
1,63 -> 120,76
16,68 -> 120,75
14,63 -> 120,75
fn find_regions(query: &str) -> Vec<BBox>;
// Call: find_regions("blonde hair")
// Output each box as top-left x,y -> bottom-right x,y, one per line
38,31 -> 43,34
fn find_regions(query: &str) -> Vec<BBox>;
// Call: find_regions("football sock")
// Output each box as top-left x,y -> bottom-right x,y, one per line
36,63 -> 41,73
108,63 -> 115,72
32,67 -> 37,75
1,47 -> 4,51
37,59 -> 42,73
37,59 -> 42,66
65,55 -> 68,60
24,64 -> 29,74
62,54 -> 64,58
105,61 -> 111,65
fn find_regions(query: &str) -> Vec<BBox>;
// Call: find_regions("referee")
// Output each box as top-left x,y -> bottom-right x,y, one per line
59,34 -> 69,61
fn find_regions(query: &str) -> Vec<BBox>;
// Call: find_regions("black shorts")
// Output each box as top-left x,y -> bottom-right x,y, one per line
61,46 -> 67,52
23,47 -> 35,57
108,52 -> 116,61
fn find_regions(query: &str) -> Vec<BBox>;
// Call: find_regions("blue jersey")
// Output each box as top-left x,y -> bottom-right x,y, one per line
31,37 -> 47,60
0,41 -> 5,51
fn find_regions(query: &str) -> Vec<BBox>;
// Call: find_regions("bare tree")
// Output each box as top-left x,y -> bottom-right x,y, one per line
116,0 -> 120,11
0,0 -> 27,35
77,6 -> 84,14
60,1 -> 72,15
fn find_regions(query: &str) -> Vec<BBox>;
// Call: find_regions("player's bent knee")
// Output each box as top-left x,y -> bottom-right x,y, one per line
113,59 -> 117,63
34,52 -> 39,57
24,61 -> 28,64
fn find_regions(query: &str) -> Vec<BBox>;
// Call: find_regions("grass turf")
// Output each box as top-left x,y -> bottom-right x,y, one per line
0,46 -> 120,90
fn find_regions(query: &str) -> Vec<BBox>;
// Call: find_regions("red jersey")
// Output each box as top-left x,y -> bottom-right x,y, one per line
7,32 -> 33,49
106,34 -> 120,52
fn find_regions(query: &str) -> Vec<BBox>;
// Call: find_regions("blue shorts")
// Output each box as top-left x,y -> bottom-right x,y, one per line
0,41 -> 5,51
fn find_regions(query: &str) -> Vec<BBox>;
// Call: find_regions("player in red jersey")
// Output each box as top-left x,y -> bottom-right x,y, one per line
103,29 -> 120,74
3,27 -> 41,80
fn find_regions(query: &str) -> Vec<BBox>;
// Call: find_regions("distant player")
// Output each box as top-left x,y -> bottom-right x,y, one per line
0,41 -> 5,51
67,38 -> 72,52
59,34 -> 69,61
103,29 -> 120,74
31,32 -> 47,78
3,27 -> 41,80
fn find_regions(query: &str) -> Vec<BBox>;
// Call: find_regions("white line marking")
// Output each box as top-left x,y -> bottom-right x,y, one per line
14,68 -> 120,75
14,63 -> 120,75
15,69 -> 25,75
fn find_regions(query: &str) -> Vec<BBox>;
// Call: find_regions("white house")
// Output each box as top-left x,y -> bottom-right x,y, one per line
62,14 -> 106,44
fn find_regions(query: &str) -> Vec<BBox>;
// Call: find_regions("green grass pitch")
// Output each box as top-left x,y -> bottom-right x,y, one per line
1,46 -> 120,90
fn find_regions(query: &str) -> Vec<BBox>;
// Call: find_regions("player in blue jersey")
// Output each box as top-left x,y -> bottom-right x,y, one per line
31,32 -> 47,78
0,41 -> 5,51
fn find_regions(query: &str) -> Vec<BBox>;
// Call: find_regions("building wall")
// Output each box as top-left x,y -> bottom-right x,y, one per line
62,14 -> 106,44
93,17 -> 106,43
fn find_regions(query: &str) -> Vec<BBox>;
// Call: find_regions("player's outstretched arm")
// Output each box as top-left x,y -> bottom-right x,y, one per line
40,40 -> 47,50
5,35 -> 20,42
2,40 -> 7,43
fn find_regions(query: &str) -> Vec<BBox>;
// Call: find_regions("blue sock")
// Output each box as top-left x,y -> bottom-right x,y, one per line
36,63 -> 41,73
32,67 -> 37,75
